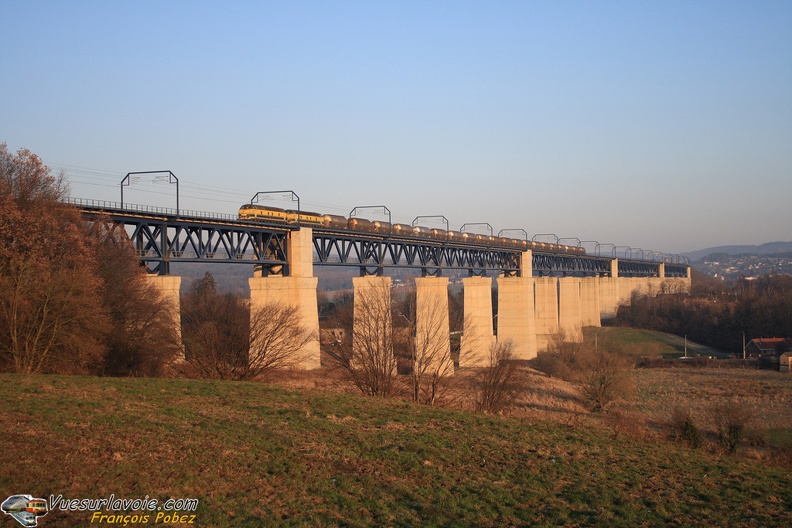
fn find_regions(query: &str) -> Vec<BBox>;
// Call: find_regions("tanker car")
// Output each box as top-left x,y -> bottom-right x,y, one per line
238,204 -> 584,255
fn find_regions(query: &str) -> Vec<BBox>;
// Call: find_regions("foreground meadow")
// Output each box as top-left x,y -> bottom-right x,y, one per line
2,373 -> 790,527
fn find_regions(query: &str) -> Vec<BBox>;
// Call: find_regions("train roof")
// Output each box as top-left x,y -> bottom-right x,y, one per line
240,204 -> 285,212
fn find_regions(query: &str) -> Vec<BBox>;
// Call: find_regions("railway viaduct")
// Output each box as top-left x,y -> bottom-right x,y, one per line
74,199 -> 691,370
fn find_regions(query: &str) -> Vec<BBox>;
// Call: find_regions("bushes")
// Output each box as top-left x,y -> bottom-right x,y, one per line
578,350 -> 636,412
711,400 -> 753,454
532,330 -> 635,412
669,400 -> 754,453
669,407 -> 703,449
472,342 -> 524,414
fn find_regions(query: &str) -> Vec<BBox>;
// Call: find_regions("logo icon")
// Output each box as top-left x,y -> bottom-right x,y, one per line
1,495 -> 48,527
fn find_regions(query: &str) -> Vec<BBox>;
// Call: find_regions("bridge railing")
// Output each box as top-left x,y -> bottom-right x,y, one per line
65,197 -> 240,222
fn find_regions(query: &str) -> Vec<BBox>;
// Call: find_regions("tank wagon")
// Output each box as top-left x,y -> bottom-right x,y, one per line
238,204 -> 584,255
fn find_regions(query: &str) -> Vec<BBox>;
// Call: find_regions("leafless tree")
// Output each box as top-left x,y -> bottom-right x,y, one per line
247,301 -> 314,379
322,279 -> 398,396
577,348 -> 635,412
398,288 -> 454,405
473,341 -> 523,414
180,274 -> 311,381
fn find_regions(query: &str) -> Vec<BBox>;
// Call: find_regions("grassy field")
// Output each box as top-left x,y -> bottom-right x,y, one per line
2,373 -> 791,527
628,367 -> 792,449
583,326 -> 728,359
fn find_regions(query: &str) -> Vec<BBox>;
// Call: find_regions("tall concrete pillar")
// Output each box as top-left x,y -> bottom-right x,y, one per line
598,277 -> 620,320
249,228 -> 320,370
610,258 -> 619,278
249,276 -> 320,370
579,277 -> 601,328
534,276 -> 559,352
617,277 -> 636,305
637,277 -> 653,297
147,275 -> 184,361
460,276 -> 495,367
352,275 -> 393,369
520,250 -> 533,277
496,276 -> 537,360
415,277 -> 453,377
558,277 -> 583,342
650,277 -> 666,295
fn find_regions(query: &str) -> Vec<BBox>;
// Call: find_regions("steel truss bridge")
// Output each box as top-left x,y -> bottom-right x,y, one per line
71,199 -> 689,278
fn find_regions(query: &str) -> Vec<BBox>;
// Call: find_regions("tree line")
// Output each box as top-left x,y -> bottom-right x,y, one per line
613,273 -> 792,353
0,144 -> 181,375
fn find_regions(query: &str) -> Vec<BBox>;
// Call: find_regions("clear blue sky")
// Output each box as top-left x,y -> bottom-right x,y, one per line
2,1 -> 790,253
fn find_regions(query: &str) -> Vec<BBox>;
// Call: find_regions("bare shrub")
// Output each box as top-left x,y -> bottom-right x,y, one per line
710,400 -> 753,454
473,341 -> 524,414
578,348 -> 636,412
532,328 -> 583,381
534,329 -> 635,413
669,406 -> 703,448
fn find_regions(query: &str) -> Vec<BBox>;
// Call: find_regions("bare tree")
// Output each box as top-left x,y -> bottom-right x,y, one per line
180,274 -> 311,381
473,341 -> 523,414
398,287 -> 454,405
323,278 -> 398,396
577,348 -> 635,412
248,301 -> 314,379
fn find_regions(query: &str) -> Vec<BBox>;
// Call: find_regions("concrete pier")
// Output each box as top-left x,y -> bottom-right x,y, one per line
147,275 -> 184,361
579,277 -> 601,328
598,277 -> 620,320
460,276 -> 495,367
352,275 -> 394,370
248,228 -> 321,369
496,276 -> 537,360
558,277 -> 583,342
617,277 -> 637,306
414,277 -> 453,377
534,276 -> 559,352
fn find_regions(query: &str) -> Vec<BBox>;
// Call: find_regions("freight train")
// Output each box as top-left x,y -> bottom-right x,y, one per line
238,204 -> 585,255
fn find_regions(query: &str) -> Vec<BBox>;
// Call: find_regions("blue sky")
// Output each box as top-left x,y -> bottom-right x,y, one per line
2,1 -> 790,253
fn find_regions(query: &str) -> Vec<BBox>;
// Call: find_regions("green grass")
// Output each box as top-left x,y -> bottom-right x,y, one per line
586,326 -> 729,358
2,374 -> 791,527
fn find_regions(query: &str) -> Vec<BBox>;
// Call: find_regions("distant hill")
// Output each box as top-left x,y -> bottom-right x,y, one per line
682,241 -> 792,262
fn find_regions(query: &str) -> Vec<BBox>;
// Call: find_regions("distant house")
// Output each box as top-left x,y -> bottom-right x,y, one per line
745,338 -> 792,357
780,352 -> 792,373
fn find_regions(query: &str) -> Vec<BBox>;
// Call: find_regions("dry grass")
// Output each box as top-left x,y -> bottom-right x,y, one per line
274,354 -> 792,467
621,367 -> 792,463
629,367 -> 792,432
4,373 -> 792,527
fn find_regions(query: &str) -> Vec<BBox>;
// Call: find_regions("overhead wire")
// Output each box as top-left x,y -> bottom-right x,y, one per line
50,161 -> 356,214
